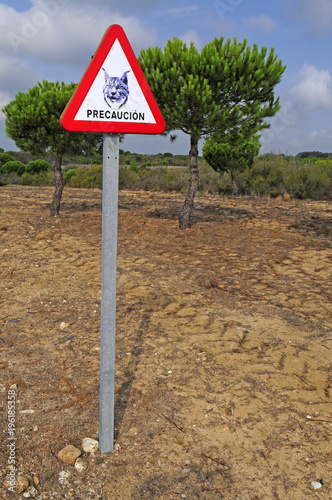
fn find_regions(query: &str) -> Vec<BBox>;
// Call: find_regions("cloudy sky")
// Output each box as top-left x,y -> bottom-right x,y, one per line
1,0 -> 332,155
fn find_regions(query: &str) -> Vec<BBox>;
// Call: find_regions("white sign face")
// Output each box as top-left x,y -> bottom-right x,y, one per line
74,39 -> 156,125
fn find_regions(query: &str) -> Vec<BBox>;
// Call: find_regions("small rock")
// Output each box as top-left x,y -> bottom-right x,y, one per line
58,470 -> 72,485
74,458 -> 88,473
58,445 -> 81,464
20,409 -> 35,414
3,477 -> 14,491
59,470 -> 72,480
10,384 -> 18,390
311,481 -> 322,490
60,322 -> 69,330
33,426 -> 39,432
16,475 -> 30,493
23,486 -> 38,497
32,475 -> 39,486
82,437 -> 99,453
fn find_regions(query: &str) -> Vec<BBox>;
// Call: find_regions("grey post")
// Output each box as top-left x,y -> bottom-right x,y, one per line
99,133 -> 119,453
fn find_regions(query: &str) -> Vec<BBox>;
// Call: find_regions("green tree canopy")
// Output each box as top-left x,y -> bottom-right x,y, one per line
2,80 -> 101,215
203,133 -> 261,195
139,37 -> 286,228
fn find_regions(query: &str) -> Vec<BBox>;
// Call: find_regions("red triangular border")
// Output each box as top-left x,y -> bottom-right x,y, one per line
60,25 -> 165,134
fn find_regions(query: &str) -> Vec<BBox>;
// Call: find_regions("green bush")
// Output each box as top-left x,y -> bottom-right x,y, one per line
119,166 -> 139,190
0,152 -> 15,166
243,155 -> 332,199
0,172 -> 21,186
0,160 -> 25,175
25,160 -> 52,174
6,151 -> 330,200
64,169 -> 77,183
70,155 -> 85,164
198,160 -> 230,194
129,161 -> 139,173
21,170 -> 54,186
65,165 -> 102,188
162,160 -> 169,166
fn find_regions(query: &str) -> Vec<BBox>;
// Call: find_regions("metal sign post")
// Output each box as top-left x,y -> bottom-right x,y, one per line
99,133 -> 119,453
59,24 -> 165,455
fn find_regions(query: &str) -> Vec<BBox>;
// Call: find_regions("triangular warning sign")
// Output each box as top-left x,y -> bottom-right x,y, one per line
60,25 -> 165,134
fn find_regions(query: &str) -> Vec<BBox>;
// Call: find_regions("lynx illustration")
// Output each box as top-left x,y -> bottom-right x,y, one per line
103,70 -> 130,109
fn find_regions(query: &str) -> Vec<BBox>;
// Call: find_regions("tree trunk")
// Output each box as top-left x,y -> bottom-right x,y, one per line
231,170 -> 239,196
50,155 -> 64,216
179,136 -> 199,230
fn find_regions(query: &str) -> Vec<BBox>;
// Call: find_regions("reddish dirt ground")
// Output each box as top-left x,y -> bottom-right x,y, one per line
0,185 -> 331,499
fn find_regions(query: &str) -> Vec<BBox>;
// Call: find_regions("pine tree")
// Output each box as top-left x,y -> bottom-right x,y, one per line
203,133 -> 261,195
2,81 -> 101,215
139,37 -> 286,229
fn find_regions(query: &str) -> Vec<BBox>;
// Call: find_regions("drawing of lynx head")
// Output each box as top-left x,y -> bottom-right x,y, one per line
103,70 -> 130,109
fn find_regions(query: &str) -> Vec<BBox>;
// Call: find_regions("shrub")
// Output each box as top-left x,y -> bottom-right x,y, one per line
130,161 -> 139,173
0,172 -> 21,186
64,169 -> 77,183
21,170 -> 54,186
198,161 -> 231,195
25,160 -> 52,174
242,155 -> 332,199
162,160 -> 169,166
65,165 -> 102,188
70,155 -> 85,164
0,160 -> 25,175
119,166 -> 139,189
0,152 -> 15,166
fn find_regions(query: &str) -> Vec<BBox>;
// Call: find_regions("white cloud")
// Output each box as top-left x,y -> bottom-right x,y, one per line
309,127 -> 332,142
179,30 -> 202,48
0,90 -> 12,112
0,1 -> 156,67
0,55 -> 38,92
291,64 -> 332,111
284,0 -> 332,35
157,4 -> 199,17
242,15 -> 277,32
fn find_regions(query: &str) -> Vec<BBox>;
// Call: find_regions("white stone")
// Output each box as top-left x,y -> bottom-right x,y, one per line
74,458 -> 88,473
59,470 -> 72,479
82,437 -> 99,453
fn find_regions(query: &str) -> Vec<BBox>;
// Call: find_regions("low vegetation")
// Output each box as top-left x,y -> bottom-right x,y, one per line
0,150 -> 331,200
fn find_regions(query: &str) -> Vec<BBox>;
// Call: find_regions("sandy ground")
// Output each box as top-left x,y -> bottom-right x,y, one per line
0,185 -> 331,499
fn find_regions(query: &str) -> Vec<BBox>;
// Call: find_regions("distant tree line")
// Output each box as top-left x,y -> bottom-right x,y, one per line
296,151 -> 332,158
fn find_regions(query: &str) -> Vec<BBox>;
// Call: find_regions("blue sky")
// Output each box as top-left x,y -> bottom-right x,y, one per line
1,0 -> 332,155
